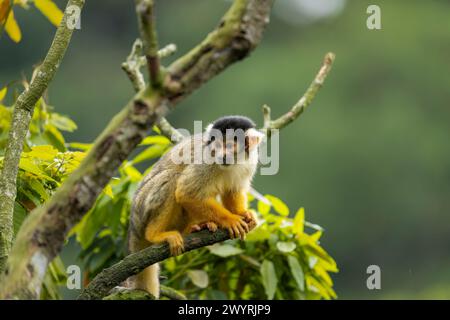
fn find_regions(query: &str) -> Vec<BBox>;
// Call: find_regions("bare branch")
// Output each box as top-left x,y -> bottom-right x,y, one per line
262,52 -> 335,133
135,0 -> 162,88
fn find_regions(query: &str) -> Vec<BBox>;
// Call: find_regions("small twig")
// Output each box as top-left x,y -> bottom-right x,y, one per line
121,39 -> 146,92
135,0 -> 161,88
157,117 -> 184,143
262,52 -> 335,134
122,41 -> 183,143
160,285 -> 187,300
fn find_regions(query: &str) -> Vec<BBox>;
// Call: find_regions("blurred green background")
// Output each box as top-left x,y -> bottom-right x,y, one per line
1,0 -> 450,299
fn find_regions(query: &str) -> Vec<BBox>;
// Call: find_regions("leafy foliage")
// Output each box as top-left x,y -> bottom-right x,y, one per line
0,86 -> 80,299
162,200 -> 337,300
0,0 -> 63,43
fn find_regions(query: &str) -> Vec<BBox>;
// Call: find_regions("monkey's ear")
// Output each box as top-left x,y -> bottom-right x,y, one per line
205,123 -> 214,133
246,128 -> 265,150
248,128 -> 265,143
204,123 -> 217,145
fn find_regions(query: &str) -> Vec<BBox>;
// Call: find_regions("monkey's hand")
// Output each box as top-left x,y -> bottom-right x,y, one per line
216,214 -> 249,240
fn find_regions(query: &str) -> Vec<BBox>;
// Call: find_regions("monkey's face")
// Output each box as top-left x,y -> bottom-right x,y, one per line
206,128 -> 264,166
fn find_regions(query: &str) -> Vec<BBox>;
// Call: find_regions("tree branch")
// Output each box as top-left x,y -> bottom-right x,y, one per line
78,229 -> 234,300
262,52 -> 335,134
0,0 -> 85,276
135,0 -> 161,88
0,0 -> 273,299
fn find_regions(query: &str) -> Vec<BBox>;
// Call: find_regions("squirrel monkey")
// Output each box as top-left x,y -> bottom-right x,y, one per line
127,115 -> 264,298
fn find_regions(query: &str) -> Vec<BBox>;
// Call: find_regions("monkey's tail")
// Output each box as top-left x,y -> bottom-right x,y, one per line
131,264 -> 160,299
126,231 -> 160,299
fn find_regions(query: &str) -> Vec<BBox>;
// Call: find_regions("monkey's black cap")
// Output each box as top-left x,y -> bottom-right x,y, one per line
210,115 -> 256,135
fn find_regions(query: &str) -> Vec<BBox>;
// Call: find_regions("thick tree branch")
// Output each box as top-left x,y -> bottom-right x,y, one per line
78,229 -> 235,300
0,0 -> 273,299
166,0 -> 273,103
0,0 -> 85,276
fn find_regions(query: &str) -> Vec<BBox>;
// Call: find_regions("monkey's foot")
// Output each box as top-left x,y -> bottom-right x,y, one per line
241,211 -> 257,230
166,232 -> 184,256
218,214 -> 249,240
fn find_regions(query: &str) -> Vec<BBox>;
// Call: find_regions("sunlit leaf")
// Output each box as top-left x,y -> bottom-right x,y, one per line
68,142 -> 92,151
310,230 -> 322,242
132,144 -> 167,164
103,184 -> 114,199
123,164 -> 142,182
19,158 -> 44,176
0,87 -> 7,101
265,195 -> 289,216
34,0 -> 63,26
306,275 -> 331,300
293,207 -> 305,236
27,145 -> 58,161
5,9 -> 21,42
314,264 -> 333,287
140,135 -> 171,146
257,200 -> 270,215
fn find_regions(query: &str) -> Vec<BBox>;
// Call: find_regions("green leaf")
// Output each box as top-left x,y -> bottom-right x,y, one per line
246,226 -> 271,241
27,145 -> 58,161
257,200 -> 270,215
28,178 -> 49,201
208,244 -> 244,257
276,241 -> 296,253
287,255 -> 305,291
293,207 -> 305,236
13,202 -> 27,236
140,135 -> 171,146
0,87 -> 7,101
75,198 -> 112,248
132,144 -> 167,164
43,125 -> 66,151
103,184 -> 114,199
187,270 -> 209,288
49,113 -> 77,132
265,195 -> 289,216
123,164 -> 142,182
69,142 -> 92,151
260,259 -> 277,300
19,158 -> 45,176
